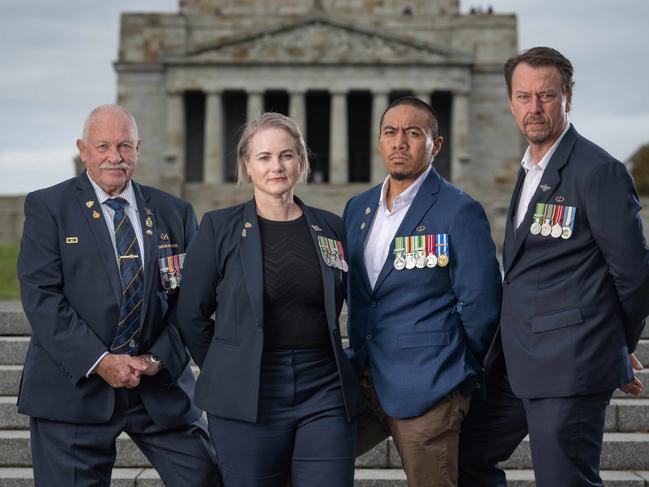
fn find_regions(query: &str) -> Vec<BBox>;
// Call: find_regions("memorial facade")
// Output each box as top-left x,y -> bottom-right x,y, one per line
115,0 -> 523,210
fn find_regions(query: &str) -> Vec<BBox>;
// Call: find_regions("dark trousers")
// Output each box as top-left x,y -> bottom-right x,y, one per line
459,356 -> 613,487
208,348 -> 355,487
30,388 -> 219,487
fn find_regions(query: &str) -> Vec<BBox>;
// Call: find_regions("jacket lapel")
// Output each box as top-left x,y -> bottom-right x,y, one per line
505,125 -> 579,275
239,199 -> 264,328
372,168 -> 441,293
132,182 -> 157,328
352,187 -> 381,293
299,199 -> 337,332
502,167 -> 525,270
75,173 -> 122,303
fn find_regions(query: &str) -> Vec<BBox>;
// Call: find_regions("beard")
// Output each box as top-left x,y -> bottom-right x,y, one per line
524,118 -> 552,144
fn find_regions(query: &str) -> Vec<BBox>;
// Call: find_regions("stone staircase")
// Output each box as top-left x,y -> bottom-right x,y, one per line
2,301 -> 649,485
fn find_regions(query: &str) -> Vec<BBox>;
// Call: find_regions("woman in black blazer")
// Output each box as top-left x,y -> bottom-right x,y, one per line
178,112 -> 361,487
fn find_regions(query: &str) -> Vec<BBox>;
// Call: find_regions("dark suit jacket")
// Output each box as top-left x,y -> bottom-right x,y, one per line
177,198 -> 362,423
497,125 -> 649,398
344,167 -> 502,419
17,172 -> 201,428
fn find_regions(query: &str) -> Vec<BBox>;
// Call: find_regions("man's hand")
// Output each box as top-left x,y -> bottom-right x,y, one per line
621,353 -> 643,397
95,353 -> 148,388
132,354 -> 162,376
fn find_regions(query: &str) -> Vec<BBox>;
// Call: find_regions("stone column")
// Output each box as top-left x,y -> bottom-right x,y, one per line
247,91 -> 264,122
329,91 -> 348,183
370,91 -> 389,183
203,90 -> 224,184
164,91 -> 185,195
451,90 -> 470,183
289,90 -> 307,138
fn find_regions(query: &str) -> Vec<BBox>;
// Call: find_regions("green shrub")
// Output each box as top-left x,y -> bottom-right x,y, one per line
0,243 -> 20,300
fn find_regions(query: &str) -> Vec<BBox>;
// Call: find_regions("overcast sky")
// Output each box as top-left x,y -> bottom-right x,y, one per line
1,0 -> 647,195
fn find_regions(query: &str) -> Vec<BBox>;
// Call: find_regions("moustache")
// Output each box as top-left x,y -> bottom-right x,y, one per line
99,162 -> 130,170
524,116 -> 547,125
389,151 -> 410,160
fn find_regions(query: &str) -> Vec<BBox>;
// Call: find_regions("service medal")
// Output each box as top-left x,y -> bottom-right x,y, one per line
437,254 -> 449,267
561,227 -> 572,239
426,253 -> 437,268
394,256 -> 406,271
405,254 -> 416,270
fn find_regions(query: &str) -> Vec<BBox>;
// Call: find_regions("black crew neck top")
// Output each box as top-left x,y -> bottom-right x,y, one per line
258,214 -> 331,351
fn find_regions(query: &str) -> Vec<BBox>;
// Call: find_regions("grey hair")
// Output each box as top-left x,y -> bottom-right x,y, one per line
236,112 -> 310,183
82,105 -> 139,142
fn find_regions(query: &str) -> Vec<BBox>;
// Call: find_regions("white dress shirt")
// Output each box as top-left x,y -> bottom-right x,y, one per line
86,175 -> 145,375
364,164 -> 433,288
514,122 -> 571,229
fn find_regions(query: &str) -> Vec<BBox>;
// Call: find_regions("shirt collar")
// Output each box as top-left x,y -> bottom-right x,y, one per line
87,173 -> 137,209
520,122 -> 571,172
378,163 -> 432,213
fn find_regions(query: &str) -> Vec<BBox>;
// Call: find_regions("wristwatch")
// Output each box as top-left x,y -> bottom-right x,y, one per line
148,353 -> 164,368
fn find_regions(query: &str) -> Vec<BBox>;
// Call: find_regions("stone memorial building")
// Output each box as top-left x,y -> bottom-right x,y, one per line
115,0 -> 522,220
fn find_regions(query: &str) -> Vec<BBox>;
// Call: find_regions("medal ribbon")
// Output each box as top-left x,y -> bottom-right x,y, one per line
405,236 -> 413,256
336,240 -> 345,260
543,203 -> 553,223
533,202 -> 545,219
554,205 -> 564,227
415,235 -> 425,254
394,236 -> 405,254
426,234 -> 435,256
563,206 -> 576,231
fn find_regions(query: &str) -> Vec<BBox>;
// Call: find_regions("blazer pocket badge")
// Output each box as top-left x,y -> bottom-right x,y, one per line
393,233 -> 449,270
529,202 -> 576,239
158,252 -> 186,292
318,236 -> 348,272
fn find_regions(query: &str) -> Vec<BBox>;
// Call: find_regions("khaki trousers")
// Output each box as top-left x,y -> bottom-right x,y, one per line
357,366 -> 470,487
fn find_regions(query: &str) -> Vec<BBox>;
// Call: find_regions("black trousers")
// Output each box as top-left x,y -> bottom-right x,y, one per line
30,388 -> 219,487
208,348 -> 356,487
459,356 -> 613,487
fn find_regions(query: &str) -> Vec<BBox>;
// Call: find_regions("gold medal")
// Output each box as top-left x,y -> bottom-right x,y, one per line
437,254 -> 449,267
145,217 -> 153,228
92,210 -> 101,220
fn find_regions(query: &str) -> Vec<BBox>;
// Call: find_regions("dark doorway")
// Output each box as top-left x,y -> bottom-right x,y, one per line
223,90 -> 247,182
347,91 -> 371,182
306,91 -> 331,183
431,91 -> 452,181
184,91 -> 205,183
264,91 -> 289,115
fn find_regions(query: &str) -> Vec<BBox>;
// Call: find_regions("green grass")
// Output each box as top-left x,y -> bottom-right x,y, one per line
0,242 -> 20,300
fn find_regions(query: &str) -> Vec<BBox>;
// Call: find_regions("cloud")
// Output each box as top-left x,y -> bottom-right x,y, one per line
0,150 -> 76,195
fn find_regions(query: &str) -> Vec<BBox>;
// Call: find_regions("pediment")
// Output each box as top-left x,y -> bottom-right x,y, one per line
173,17 -> 473,65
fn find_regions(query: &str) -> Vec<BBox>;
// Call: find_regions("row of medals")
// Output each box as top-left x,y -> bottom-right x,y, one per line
530,219 -> 573,239
161,270 -> 181,291
394,251 -> 449,271
323,250 -> 348,272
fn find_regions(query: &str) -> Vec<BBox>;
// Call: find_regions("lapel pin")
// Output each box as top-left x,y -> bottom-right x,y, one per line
311,224 -> 322,232
365,207 -> 371,215
244,222 -> 252,228
416,225 -> 426,232
92,210 -> 101,220
145,208 -> 153,216
555,195 -> 565,203
65,237 -> 78,244
85,200 -> 94,208
241,229 -> 247,238
540,184 -> 551,192
145,229 -> 153,236
145,217 -> 153,228
360,222 -> 366,230
160,233 -> 169,241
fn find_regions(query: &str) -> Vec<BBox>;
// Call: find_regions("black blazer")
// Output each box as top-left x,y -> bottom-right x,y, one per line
494,125 -> 649,398
178,198 -> 362,423
17,172 -> 201,428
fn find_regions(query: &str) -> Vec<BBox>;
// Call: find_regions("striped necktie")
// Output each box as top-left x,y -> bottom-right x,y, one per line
105,197 -> 144,355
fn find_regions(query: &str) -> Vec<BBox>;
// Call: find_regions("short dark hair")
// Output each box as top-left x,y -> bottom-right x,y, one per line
379,96 -> 440,137
504,46 -> 575,99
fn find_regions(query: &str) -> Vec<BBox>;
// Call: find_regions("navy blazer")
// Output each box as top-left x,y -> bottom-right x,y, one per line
177,198 -> 362,423
344,168 -> 502,419
496,125 -> 649,398
17,172 -> 200,428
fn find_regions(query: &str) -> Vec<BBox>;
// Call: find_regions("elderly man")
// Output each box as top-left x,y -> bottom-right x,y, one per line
343,96 -> 502,486
17,105 -> 219,486
459,47 -> 649,487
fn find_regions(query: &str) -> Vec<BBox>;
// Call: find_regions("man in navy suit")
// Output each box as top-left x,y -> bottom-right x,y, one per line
344,96 -> 502,486
459,47 -> 649,487
17,105 -> 218,486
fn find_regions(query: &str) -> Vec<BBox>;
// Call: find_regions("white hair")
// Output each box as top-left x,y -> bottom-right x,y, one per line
82,104 -> 139,142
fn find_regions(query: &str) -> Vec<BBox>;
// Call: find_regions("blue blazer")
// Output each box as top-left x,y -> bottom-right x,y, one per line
344,168 -> 502,419
17,172 -> 200,428
177,198 -> 362,423
494,125 -> 649,398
